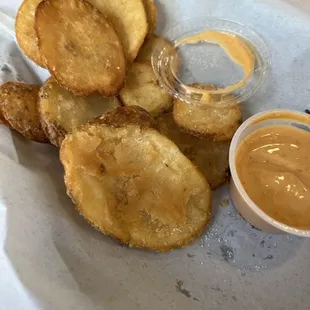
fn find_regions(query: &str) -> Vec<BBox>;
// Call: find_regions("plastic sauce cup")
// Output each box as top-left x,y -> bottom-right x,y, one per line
151,18 -> 270,108
229,109 -> 310,237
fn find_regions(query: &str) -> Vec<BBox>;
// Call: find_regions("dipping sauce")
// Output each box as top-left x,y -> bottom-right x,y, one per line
236,125 -> 310,229
175,31 -> 255,102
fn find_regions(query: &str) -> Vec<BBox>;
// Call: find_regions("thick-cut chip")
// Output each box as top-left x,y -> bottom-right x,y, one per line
87,0 -> 148,62
120,61 -> 172,117
0,82 -> 48,143
173,84 -> 242,141
38,78 -> 120,147
173,99 -> 242,141
60,122 -> 212,251
143,0 -> 157,34
137,34 -> 172,62
35,0 -> 126,96
15,0 -> 46,67
94,106 -> 156,129
157,112 -> 230,189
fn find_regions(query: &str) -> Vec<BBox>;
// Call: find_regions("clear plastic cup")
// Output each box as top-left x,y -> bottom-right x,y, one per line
152,18 -> 271,108
229,109 -> 310,236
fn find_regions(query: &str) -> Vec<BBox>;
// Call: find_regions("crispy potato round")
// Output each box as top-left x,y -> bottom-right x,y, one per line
35,0 -> 126,96
157,112 -> 230,189
94,106 -> 156,129
38,78 -> 120,147
120,61 -> 172,117
0,82 -> 48,142
173,84 -> 242,141
15,0 -> 46,67
143,0 -> 157,34
60,122 -> 212,251
137,34 -> 172,62
88,0 -> 148,62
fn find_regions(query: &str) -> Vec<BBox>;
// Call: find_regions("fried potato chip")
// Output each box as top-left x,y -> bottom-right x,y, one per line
94,106 -> 156,129
143,0 -> 157,34
15,0 -> 46,67
120,61 -> 172,117
173,84 -> 242,141
38,78 -> 120,147
0,82 -> 48,143
137,34 -> 172,62
157,112 -> 230,189
60,121 -> 212,251
87,0 -> 148,62
35,0 -> 126,96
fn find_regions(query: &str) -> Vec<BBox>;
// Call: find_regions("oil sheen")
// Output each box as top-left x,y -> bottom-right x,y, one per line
236,125 -> 310,229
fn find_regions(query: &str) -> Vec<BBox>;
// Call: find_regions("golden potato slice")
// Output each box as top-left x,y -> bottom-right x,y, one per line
0,82 -> 48,143
15,0 -> 46,67
120,61 -> 172,117
87,0 -> 148,62
38,78 -> 120,147
137,34 -> 172,62
94,106 -> 156,129
173,84 -> 242,141
143,0 -> 157,34
35,0 -> 126,96
157,112 -> 230,189
60,122 -> 212,251
173,99 -> 242,141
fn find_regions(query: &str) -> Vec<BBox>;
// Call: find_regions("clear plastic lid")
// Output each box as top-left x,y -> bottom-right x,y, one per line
152,18 -> 271,108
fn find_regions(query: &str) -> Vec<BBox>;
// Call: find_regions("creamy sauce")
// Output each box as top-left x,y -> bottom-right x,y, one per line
236,125 -> 310,229
175,31 -> 255,102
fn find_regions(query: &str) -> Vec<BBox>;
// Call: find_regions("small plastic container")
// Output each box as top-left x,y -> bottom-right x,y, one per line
152,18 -> 270,108
229,109 -> 310,236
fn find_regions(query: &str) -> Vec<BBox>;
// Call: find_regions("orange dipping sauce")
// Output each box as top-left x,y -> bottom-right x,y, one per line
236,125 -> 310,229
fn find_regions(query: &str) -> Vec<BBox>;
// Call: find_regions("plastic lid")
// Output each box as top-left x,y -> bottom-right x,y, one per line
152,18 -> 271,108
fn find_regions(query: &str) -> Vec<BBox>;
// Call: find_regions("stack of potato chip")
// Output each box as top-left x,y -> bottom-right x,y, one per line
0,0 -> 242,251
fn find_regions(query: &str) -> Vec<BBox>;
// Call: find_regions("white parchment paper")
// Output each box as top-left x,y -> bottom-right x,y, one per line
0,1 -> 310,309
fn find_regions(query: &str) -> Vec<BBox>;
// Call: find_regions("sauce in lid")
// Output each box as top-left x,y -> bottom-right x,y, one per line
236,125 -> 310,229
151,18 -> 270,108
175,31 -> 255,102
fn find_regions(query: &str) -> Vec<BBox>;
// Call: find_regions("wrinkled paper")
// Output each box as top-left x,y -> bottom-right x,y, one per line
0,1 -> 310,309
